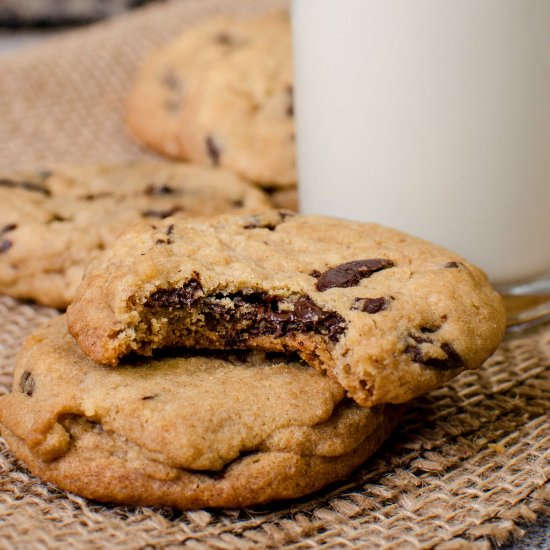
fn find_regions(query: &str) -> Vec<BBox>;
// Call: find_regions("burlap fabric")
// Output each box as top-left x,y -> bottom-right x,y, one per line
0,1 -> 548,548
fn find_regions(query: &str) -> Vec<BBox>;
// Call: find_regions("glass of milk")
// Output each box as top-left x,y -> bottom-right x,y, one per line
292,0 -> 550,330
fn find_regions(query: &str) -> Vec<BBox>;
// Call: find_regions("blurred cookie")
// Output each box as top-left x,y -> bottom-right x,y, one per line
0,162 -> 270,308
0,0 -> 159,26
67,211 -> 506,407
0,316 -> 397,508
268,187 -> 298,211
126,12 -> 295,188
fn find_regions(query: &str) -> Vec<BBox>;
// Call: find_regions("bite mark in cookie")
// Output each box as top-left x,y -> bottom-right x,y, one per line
67,212 -> 506,407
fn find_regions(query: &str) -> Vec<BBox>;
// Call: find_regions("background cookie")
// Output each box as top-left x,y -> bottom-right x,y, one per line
0,162 -> 271,308
67,211 -> 506,408
126,12 -> 295,188
0,316 -> 398,509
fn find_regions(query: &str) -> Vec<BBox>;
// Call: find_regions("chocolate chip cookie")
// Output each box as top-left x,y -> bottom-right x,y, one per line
0,162 -> 270,308
0,316 -> 398,508
67,211 -> 506,407
126,12 -> 295,187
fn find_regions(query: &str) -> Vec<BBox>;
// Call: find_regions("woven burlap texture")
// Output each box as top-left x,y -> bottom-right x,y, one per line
0,1 -> 548,548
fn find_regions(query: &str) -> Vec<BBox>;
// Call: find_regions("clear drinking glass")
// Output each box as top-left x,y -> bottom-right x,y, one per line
292,0 -> 550,330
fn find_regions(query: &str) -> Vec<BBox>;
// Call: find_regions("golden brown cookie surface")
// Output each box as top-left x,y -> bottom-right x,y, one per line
0,162 -> 270,308
0,316 -> 396,508
67,211 -> 506,407
126,12 -> 295,188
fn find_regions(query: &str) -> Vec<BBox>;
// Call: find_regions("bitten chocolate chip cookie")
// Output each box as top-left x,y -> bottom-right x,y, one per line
0,162 -> 270,308
126,12 -> 295,188
67,211 -> 506,407
0,316 -> 397,508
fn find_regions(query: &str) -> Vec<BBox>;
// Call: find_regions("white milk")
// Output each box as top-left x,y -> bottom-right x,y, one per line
292,0 -> 550,285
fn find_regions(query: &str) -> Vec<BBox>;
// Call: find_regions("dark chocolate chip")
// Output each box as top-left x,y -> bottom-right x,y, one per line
286,85 -> 294,117
82,192 -> 112,201
19,371 -> 35,396
166,224 -> 175,236
48,213 -> 70,223
0,240 -> 12,253
244,221 -> 277,231
316,259 -> 394,292
144,184 -> 177,196
405,340 -> 463,371
206,136 -> 221,166
352,296 -> 391,314
0,223 -> 16,236
309,270 -> 322,279
164,99 -> 182,113
420,325 -> 439,333
141,395 -> 157,401
148,278 -> 203,308
162,71 -> 182,91
0,178 -> 50,196
142,206 -> 183,219
444,261 -> 461,269
214,32 -> 236,45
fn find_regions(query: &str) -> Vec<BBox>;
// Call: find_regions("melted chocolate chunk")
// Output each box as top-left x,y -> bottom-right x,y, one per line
219,292 -> 345,342
0,240 -> 13,253
144,184 -> 177,196
19,371 -> 35,396
316,259 -> 394,292
0,178 -> 50,196
206,136 -> 221,166
405,340 -> 463,371
352,296 -> 391,314
149,278 -> 203,308
0,223 -> 16,236
142,206 -> 183,219
147,287 -> 346,343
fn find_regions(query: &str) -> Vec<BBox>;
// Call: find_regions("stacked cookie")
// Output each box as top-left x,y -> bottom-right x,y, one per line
0,210 -> 506,508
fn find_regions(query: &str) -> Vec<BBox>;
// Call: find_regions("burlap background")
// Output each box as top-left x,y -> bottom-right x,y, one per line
0,1 -> 548,548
